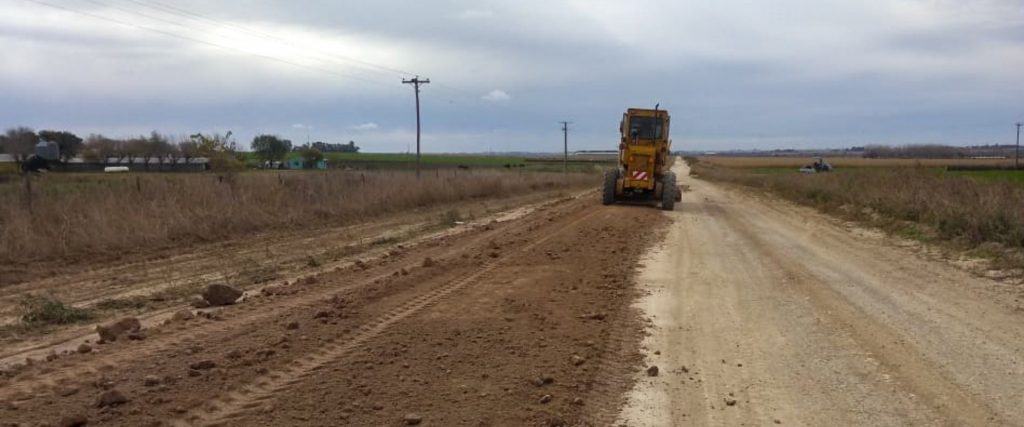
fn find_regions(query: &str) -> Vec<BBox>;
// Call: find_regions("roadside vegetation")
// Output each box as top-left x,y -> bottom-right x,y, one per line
0,169 -> 597,267
688,156 -> 1024,269
18,294 -> 92,326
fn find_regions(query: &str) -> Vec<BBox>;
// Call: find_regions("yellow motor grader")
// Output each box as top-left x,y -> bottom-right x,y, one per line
603,106 -> 677,210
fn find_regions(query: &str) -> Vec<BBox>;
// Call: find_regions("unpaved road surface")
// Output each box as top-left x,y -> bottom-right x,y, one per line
0,191 -> 664,426
619,162 -> 1024,426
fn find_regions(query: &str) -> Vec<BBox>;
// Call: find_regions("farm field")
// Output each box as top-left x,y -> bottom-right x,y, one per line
696,155 -> 1020,168
4,159 -> 1024,426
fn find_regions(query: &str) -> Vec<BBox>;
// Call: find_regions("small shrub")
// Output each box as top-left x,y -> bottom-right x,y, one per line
440,209 -> 463,226
20,295 -> 92,325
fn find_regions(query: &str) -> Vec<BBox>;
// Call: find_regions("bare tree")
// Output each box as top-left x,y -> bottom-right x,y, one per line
3,127 -> 39,164
83,135 -> 117,164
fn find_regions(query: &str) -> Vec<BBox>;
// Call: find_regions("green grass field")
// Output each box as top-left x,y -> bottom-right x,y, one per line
946,169 -> 1024,184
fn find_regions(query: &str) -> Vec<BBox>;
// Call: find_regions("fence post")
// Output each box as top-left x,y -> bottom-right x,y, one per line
136,176 -> 142,193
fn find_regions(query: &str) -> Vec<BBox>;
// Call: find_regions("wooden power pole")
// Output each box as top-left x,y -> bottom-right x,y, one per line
559,121 -> 572,174
403,76 -> 430,178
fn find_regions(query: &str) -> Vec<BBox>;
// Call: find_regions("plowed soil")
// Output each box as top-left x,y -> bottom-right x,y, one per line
0,191 -> 666,426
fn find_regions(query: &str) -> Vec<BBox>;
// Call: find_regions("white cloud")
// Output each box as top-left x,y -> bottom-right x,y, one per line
291,123 -> 310,129
481,89 -> 511,102
458,9 -> 495,20
351,122 -> 380,131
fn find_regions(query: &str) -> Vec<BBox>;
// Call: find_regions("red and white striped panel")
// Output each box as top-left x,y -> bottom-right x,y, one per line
631,170 -> 649,180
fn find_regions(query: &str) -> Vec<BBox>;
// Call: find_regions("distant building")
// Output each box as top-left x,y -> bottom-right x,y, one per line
287,158 -> 328,170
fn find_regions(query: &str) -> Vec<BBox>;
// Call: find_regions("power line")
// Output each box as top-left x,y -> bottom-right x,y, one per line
403,76 -> 430,178
21,0 -> 401,90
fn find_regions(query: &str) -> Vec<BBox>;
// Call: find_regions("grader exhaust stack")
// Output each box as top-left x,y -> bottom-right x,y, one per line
603,106 -> 678,210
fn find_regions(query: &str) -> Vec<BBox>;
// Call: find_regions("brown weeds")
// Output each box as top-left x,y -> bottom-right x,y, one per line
691,160 -> 1024,251
0,170 -> 596,265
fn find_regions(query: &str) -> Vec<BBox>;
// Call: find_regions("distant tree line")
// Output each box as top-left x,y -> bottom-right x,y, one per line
860,144 -> 1021,159
0,127 -> 244,171
309,140 -> 359,153
249,135 -> 327,167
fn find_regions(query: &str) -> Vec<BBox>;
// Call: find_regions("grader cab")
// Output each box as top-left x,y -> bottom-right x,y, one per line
602,106 -> 678,210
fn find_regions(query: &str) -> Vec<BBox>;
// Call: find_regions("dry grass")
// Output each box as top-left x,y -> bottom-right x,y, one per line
690,159 -> 1024,259
698,156 -> 1017,168
0,170 -> 596,265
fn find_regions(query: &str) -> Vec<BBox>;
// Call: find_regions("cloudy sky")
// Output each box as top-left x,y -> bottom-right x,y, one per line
1,0 -> 1022,152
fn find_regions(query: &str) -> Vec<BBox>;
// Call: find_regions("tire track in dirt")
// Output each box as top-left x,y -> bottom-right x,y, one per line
0,196 -> 592,403
177,209 -> 603,426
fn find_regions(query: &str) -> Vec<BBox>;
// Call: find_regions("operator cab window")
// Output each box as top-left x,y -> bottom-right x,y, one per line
629,117 -> 663,140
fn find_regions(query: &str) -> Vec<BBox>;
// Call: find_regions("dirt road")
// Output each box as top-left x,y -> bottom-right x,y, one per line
619,162 -> 1024,426
4,163 -> 1024,426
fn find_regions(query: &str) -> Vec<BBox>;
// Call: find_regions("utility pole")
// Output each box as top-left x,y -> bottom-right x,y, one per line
1017,122 -> 1022,170
559,121 -> 572,174
402,76 -> 430,178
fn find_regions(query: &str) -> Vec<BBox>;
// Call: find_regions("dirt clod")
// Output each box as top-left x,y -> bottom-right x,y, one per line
172,309 -> 195,322
143,375 -> 161,387
95,317 -> 141,342
95,389 -> 128,407
202,284 -> 243,306
647,365 -> 660,377
422,257 -> 436,267
539,394 -> 553,404
403,413 -> 423,425
286,321 -> 300,330
570,355 -> 586,366
58,413 -> 88,427
190,360 -> 216,370
76,344 -> 92,354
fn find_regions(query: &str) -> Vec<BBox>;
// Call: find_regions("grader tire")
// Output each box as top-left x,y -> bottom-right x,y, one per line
661,173 -> 677,211
602,170 -> 618,205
